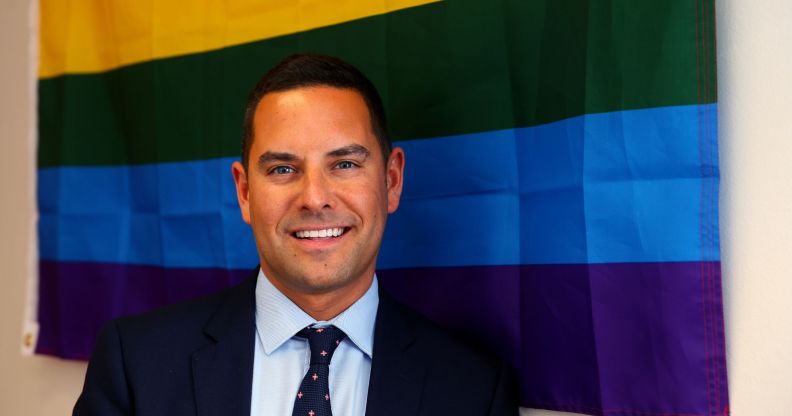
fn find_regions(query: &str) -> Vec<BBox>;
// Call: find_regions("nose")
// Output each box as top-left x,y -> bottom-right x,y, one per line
298,167 -> 334,212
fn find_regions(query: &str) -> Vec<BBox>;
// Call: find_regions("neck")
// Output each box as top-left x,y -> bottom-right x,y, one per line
265,272 -> 374,321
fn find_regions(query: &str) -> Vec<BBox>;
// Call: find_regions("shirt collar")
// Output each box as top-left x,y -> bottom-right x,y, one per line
254,269 -> 379,358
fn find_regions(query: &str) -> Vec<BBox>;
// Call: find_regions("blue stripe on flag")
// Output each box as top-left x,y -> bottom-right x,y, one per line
38,104 -> 718,268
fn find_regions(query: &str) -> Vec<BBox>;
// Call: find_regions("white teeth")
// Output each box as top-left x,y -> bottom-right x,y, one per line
295,228 -> 345,239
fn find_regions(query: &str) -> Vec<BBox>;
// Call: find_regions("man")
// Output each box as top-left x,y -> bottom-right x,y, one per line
74,54 -> 517,416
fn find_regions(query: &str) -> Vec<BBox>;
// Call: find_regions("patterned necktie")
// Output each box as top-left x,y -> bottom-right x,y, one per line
291,325 -> 346,416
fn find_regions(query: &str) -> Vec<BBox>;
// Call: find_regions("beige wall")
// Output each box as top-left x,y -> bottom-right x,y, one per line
717,0 -> 792,414
1,0 -> 790,414
0,0 -> 89,415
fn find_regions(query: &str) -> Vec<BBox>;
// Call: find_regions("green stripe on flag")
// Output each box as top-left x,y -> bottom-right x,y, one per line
38,0 -> 713,167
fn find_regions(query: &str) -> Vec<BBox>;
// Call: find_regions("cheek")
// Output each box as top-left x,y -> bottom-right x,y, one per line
349,188 -> 388,226
248,191 -> 285,231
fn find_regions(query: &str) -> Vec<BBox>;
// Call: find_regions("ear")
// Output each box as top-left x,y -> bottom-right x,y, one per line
231,161 -> 252,224
385,147 -> 405,214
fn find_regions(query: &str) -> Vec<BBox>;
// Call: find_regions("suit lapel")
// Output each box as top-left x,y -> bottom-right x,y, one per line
192,270 -> 258,416
365,289 -> 426,416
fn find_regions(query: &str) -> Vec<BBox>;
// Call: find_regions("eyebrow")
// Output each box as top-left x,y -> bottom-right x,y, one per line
257,151 -> 298,166
256,144 -> 371,167
326,144 -> 370,159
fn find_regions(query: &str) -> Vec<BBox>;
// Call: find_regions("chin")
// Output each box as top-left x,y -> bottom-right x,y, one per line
291,270 -> 356,294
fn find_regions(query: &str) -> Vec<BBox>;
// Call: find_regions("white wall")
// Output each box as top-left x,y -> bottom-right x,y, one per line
717,0 -> 792,414
0,0 -> 89,415
1,0 -> 790,414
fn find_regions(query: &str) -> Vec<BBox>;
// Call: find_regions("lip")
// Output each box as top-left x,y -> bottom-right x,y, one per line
289,224 -> 349,233
288,225 -> 351,251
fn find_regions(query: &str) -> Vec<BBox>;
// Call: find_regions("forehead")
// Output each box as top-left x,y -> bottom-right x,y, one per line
251,86 -> 375,154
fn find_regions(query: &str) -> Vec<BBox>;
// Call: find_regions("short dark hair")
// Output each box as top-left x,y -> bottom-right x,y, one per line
241,53 -> 391,170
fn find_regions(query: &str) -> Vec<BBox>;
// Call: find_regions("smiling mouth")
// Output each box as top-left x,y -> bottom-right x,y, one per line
292,227 -> 348,239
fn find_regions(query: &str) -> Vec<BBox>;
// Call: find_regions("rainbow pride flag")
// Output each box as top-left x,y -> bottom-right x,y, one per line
33,1 -> 727,415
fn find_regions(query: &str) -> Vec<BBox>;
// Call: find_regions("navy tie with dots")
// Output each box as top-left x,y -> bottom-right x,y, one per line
291,325 -> 346,416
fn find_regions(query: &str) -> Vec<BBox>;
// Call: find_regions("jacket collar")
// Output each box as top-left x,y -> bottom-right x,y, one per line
192,268 -> 258,416
190,268 -> 427,416
365,286 -> 427,416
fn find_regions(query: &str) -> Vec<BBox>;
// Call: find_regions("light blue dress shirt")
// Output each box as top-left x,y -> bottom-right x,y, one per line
250,270 -> 379,416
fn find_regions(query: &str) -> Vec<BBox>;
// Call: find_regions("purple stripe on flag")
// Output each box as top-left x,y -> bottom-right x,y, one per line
37,261 -> 726,415
379,262 -> 721,415
36,261 -> 250,360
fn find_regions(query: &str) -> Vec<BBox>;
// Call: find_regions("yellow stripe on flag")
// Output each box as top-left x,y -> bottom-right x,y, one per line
39,0 -> 440,78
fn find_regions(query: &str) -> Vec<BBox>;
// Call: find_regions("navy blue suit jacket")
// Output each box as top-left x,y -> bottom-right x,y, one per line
74,270 -> 518,415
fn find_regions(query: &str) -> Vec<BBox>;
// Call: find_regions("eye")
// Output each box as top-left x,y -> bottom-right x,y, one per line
270,166 -> 295,175
335,161 -> 357,170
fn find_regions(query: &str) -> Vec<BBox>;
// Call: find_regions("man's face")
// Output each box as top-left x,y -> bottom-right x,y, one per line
232,86 -> 404,297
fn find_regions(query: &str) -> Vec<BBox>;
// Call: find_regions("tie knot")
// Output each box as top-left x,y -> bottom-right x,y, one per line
297,325 -> 346,364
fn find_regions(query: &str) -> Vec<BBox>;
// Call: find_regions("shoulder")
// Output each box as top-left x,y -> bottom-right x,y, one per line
99,272 -> 257,360
398,299 -> 502,370
75,273 -> 258,415
373,292 -> 519,414
112,282 -> 238,342
378,291 -> 510,382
